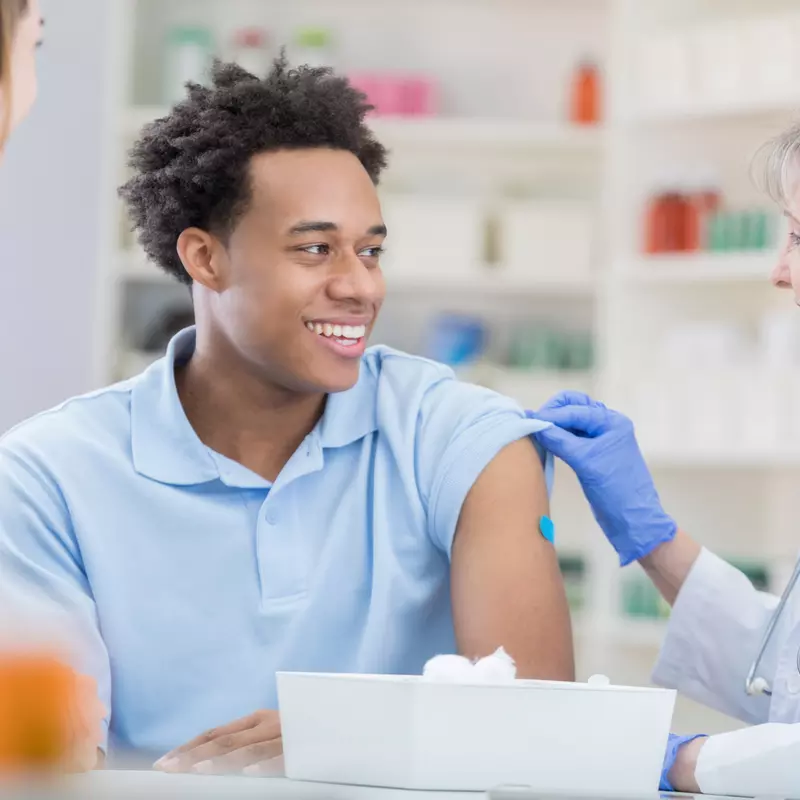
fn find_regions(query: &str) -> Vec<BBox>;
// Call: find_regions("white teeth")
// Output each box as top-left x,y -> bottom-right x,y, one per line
307,322 -> 368,339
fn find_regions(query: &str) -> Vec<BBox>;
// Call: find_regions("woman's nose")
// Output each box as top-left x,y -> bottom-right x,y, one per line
771,249 -> 793,289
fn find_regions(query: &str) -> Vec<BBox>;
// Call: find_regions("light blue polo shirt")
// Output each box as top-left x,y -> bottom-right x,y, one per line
0,328 -> 552,759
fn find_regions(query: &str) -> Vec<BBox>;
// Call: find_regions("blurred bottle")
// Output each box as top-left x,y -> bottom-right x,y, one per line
645,187 -> 684,253
164,26 -> 214,104
230,27 -> 271,77
570,59 -> 601,125
644,191 -> 669,254
0,653 -> 74,773
684,174 -> 721,251
426,314 -> 487,367
292,27 -> 335,69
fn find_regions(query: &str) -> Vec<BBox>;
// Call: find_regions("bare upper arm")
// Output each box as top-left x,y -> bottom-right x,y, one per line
450,436 -> 575,681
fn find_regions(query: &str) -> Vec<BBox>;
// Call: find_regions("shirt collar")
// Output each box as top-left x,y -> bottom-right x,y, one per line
130,327 -> 379,486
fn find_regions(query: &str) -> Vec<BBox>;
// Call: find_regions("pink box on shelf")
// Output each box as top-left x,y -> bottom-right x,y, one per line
401,76 -> 437,116
348,72 -> 437,117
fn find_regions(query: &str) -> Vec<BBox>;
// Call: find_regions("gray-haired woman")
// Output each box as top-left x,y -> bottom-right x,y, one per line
528,124 -> 800,797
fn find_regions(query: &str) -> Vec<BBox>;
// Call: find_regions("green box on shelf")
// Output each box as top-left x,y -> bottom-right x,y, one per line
621,575 -> 669,620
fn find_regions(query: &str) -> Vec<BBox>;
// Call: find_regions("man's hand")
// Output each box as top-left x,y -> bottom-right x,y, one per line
65,672 -> 106,772
153,710 -> 282,775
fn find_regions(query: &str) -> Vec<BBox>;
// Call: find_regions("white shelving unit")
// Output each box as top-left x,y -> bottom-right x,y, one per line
95,0 -> 800,735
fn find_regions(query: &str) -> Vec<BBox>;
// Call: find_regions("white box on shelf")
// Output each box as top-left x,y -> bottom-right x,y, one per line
744,14 -> 800,104
277,671 -> 675,795
635,33 -> 692,117
679,369 -> 738,454
499,201 -> 594,283
736,368 -> 783,453
692,22 -> 744,109
630,376 -> 676,455
379,195 -> 485,281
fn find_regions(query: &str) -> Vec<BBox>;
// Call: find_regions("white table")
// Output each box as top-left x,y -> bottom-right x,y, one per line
52,771 -> 486,800
24,772 -> 740,800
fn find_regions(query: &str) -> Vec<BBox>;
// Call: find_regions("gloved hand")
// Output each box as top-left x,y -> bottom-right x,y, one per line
527,391 -> 677,566
661,733 -> 706,792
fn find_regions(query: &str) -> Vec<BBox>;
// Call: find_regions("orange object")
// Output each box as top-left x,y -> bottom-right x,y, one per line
570,60 -> 601,125
0,653 -> 76,772
645,194 -> 663,253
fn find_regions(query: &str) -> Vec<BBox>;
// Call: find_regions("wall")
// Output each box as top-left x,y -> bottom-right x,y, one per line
0,0 -> 116,432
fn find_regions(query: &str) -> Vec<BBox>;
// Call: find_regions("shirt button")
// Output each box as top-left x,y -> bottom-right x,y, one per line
787,673 -> 800,695
265,510 -> 278,525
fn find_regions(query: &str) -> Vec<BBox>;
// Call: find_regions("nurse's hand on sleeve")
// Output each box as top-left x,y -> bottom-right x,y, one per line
527,392 -> 677,566
153,709 -> 282,775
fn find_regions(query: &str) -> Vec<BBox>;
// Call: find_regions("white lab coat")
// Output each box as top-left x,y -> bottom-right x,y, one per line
652,548 -> 800,725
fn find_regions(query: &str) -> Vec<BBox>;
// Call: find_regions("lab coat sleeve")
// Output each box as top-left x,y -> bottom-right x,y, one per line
651,547 -> 779,725
0,447 -> 111,750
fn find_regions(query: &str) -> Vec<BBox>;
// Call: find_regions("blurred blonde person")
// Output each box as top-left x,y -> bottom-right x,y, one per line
0,0 -> 105,772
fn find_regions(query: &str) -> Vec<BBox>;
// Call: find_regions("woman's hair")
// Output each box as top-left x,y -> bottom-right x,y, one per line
753,119 -> 800,208
0,0 -> 27,146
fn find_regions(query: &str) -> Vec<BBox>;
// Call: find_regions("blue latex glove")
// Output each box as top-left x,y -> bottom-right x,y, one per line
661,733 -> 707,792
528,391 -> 677,566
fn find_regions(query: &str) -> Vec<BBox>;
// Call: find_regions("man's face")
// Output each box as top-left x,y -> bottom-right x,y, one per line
215,148 -> 386,394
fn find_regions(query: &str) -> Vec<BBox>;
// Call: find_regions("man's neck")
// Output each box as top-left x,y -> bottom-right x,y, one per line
175,342 -> 326,483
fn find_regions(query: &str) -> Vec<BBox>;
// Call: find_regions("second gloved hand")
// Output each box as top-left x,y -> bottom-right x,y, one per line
528,391 -> 676,566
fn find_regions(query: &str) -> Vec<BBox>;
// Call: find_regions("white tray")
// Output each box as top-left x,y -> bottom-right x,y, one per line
277,672 -> 676,795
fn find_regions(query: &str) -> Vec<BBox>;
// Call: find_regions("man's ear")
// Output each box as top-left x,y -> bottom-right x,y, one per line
176,228 -> 228,291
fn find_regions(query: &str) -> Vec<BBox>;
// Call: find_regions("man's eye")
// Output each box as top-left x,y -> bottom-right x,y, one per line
301,244 -> 329,256
359,246 -> 385,258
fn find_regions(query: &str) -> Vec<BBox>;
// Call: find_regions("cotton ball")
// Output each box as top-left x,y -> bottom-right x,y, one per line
472,647 -> 517,683
587,674 -> 610,687
422,654 -> 475,682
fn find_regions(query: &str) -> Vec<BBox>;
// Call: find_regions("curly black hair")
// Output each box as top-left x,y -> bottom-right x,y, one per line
119,56 -> 389,285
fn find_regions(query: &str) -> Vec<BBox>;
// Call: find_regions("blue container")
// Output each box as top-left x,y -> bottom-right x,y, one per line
426,314 -> 487,366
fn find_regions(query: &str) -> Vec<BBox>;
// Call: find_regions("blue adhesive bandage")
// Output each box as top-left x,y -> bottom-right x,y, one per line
539,515 -> 555,543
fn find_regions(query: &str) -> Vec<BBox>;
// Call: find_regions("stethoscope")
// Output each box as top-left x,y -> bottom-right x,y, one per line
745,559 -> 800,696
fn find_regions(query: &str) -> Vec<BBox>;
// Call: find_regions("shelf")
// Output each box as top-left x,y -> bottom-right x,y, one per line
609,619 -> 667,648
644,448 -> 800,469
387,270 -> 596,295
623,252 -> 775,284
573,617 -> 668,648
635,98 -> 800,126
117,251 -> 596,296
369,117 -> 604,151
122,107 -> 604,152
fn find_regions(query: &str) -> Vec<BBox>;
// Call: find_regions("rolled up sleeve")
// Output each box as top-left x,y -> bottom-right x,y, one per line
416,377 -> 553,558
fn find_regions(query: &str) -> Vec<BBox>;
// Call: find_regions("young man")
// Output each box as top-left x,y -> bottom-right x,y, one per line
0,58 -> 573,774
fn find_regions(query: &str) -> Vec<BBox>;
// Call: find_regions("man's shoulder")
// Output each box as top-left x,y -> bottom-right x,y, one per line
362,345 -> 523,426
362,344 -> 455,384
0,378 -> 138,470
